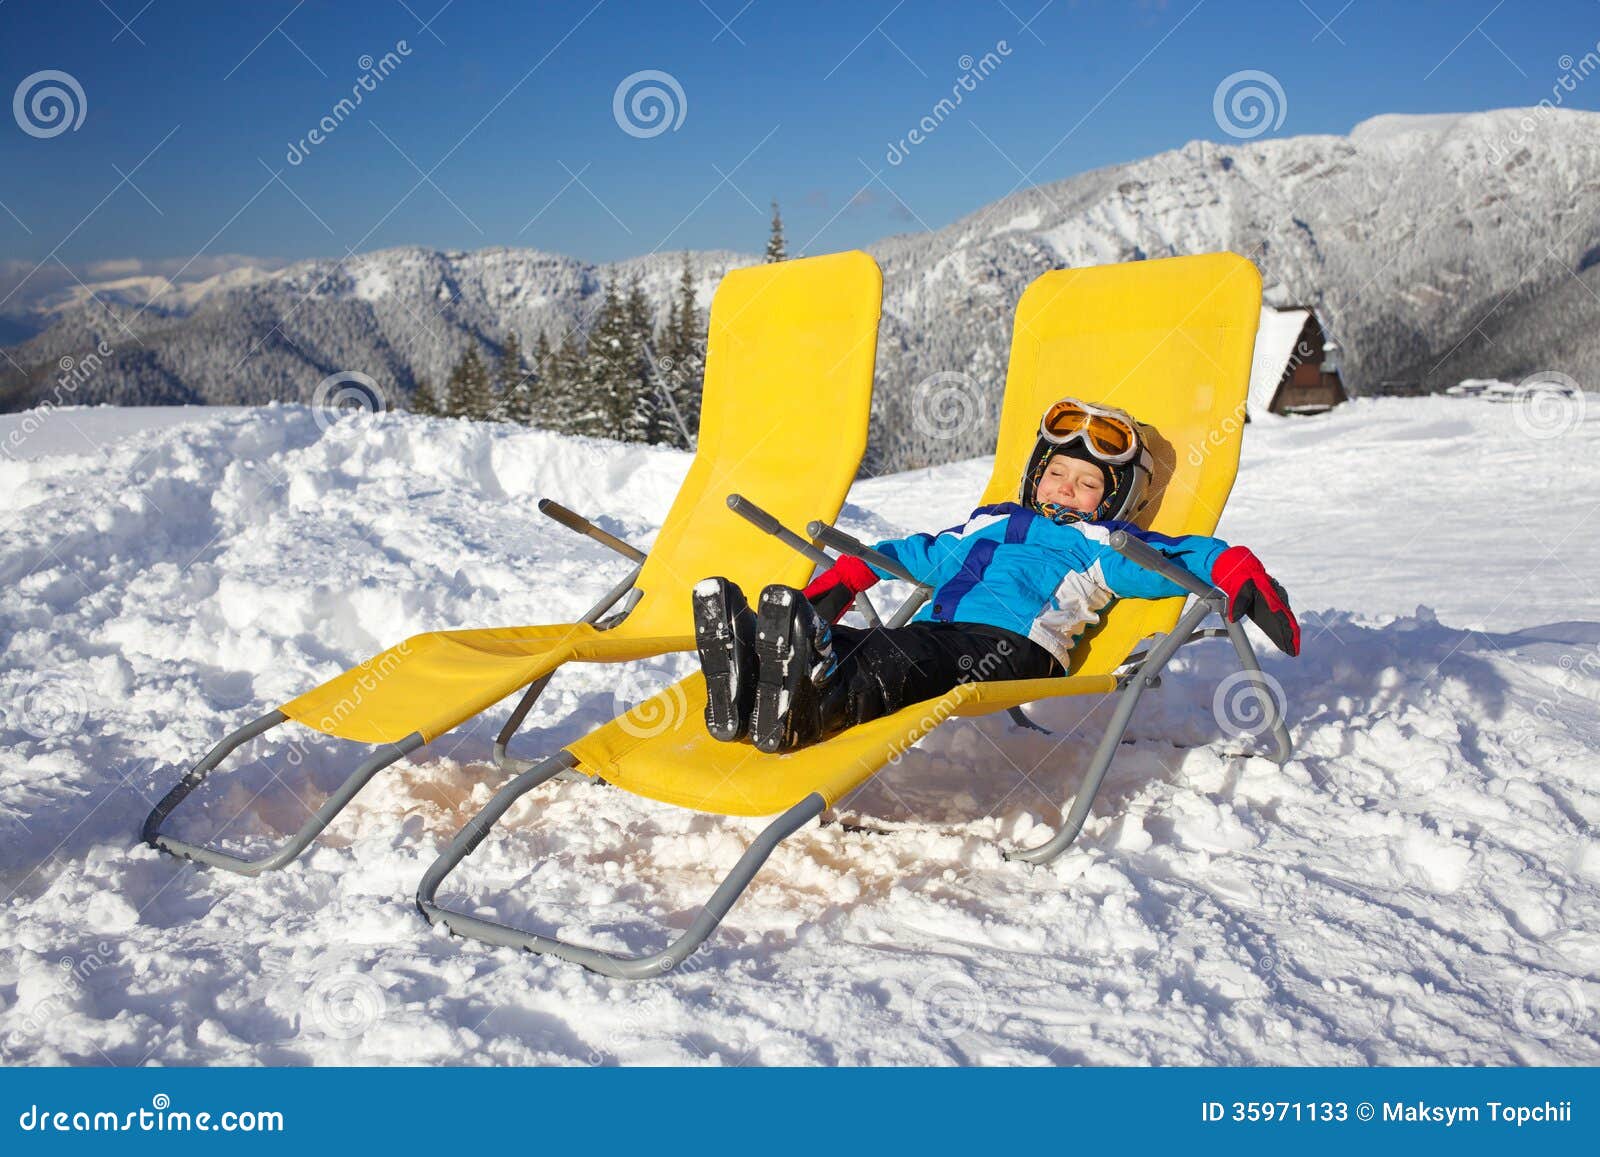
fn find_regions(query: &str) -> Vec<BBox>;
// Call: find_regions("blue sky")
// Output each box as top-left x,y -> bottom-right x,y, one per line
2,0 -> 1598,296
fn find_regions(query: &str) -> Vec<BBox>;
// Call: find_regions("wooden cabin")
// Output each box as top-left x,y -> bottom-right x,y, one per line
1247,306 -> 1347,416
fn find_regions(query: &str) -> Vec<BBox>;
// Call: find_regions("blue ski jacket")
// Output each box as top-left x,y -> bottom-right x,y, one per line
867,502 -> 1230,668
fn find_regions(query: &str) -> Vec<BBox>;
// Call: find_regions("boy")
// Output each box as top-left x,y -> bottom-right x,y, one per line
692,396 -> 1300,753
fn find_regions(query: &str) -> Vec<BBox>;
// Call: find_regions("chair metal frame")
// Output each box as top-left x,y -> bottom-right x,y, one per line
415,497 -> 1293,978
142,501 -> 653,874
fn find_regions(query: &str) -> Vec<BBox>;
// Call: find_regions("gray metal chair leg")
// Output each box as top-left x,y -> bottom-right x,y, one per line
494,563 -> 643,781
1005,530 -> 1302,867
493,675 -> 598,784
1005,592 -> 1298,866
1222,618 -> 1294,765
1005,595 -> 1218,866
493,674 -> 557,772
417,757 -> 825,979
142,710 -> 426,875
1007,706 -> 1052,734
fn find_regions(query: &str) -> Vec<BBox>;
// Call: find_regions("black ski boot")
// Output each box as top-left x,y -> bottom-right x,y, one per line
693,577 -> 758,742
750,584 -> 842,753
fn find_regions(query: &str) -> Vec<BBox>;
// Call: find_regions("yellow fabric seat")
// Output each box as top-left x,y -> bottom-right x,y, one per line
573,671 -> 1118,816
280,624 -> 693,745
563,251 -> 1265,816
276,249 -> 884,746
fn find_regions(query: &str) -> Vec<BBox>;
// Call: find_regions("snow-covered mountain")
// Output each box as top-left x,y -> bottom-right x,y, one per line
0,247 -> 750,413
4,107 -> 1598,468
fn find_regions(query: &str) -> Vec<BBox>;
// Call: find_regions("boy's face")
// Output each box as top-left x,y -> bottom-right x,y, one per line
1036,454 -> 1105,514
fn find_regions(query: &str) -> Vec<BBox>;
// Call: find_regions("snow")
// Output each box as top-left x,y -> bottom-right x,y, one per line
0,404 -> 251,460
33,265 -> 276,319
1,397 -> 1598,1066
13,107 -> 1600,460
352,264 -> 393,303
1348,112 -> 1470,147
996,210 -> 1041,234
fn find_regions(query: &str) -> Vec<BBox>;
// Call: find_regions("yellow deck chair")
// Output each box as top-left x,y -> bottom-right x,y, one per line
142,250 -> 883,875
418,251 -> 1293,978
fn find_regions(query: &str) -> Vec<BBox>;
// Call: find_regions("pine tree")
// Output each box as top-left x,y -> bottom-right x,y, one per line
410,377 -> 442,416
496,331 -> 536,424
525,329 -> 554,428
438,358 -> 465,418
446,343 -> 495,421
549,327 -> 594,435
654,251 -> 705,449
764,199 -> 786,263
581,280 -> 647,441
624,275 -> 665,444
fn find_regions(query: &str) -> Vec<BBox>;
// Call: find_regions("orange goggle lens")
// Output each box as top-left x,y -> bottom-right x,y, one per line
1041,401 -> 1137,459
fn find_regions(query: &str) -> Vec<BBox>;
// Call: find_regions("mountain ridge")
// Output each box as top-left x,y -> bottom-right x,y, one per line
5,105 -> 1597,468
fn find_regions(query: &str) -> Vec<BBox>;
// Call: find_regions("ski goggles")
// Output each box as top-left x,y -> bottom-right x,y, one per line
1038,397 -> 1141,464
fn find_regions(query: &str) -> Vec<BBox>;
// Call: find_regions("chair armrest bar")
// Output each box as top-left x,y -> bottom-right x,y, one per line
1107,529 -> 1222,603
538,499 -> 648,563
805,520 -> 929,591
726,494 -> 833,568
726,496 -> 883,627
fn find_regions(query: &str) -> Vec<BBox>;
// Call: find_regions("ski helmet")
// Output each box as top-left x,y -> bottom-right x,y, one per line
1019,396 -> 1154,523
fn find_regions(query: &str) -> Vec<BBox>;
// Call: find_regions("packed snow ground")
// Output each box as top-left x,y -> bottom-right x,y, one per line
1,396 -> 1597,1066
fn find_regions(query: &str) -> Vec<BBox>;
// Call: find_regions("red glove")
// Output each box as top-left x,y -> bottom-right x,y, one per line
802,554 -> 880,623
1211,547 -> 1300,656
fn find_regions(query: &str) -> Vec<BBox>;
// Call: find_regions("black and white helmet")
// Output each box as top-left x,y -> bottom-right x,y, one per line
1019,398 -> 1154,523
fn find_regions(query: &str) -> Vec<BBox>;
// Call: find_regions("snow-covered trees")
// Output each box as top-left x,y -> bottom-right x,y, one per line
408,378 -> 442,416
421,259 -> 709,450
495,331 -> 536,425
651,252 -> 705,450
442,343 -> 495,421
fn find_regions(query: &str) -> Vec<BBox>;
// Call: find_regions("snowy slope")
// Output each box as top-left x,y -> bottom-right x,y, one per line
1,398 -> 1597,1065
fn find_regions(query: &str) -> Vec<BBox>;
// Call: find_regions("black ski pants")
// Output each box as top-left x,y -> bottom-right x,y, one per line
822,620 -> 1063,730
